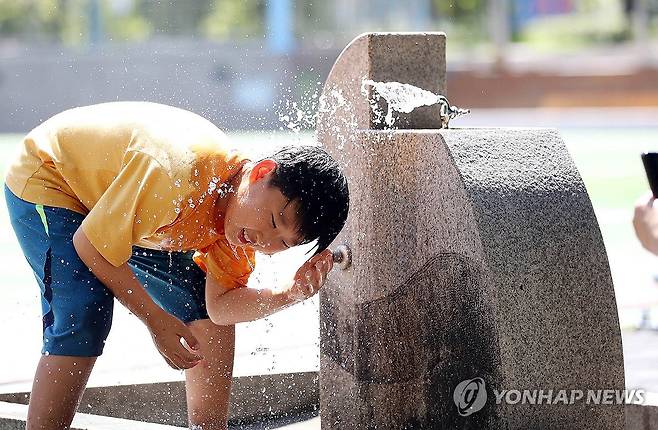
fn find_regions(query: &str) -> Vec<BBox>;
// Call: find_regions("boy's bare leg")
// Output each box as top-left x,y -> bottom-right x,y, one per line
26,355 -> 97,430
185,319 -> 235,430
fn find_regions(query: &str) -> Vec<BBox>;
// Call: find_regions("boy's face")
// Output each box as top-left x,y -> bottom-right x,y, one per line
223,159 -> 304,255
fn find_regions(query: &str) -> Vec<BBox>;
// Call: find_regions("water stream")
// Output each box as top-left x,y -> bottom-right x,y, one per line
361,79 -> 470,128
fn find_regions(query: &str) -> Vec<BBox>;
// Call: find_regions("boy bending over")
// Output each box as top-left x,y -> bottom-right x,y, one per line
4,101 -> 349,430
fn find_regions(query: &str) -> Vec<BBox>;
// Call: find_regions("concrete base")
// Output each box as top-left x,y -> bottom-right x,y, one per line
0,372 -> 318,428
626,394 -> 658,430
0,401 -> 185,430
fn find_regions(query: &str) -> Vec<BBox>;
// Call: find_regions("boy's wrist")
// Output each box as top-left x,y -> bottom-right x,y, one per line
279,280 -> 302,305
140,301 -> 167,327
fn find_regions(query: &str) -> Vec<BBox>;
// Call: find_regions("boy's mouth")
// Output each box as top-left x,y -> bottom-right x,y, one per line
239,228 -> 254,245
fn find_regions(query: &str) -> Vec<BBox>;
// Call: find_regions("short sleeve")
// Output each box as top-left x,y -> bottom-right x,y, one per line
193,239 -> 256,289
81,151 -> 179,266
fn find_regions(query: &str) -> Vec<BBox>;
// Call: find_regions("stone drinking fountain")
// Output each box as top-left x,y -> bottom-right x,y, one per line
317,32 -> 625,429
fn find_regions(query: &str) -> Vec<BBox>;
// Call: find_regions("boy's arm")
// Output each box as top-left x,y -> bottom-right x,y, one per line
207,249 -> 334,325
72,227 -> 203,369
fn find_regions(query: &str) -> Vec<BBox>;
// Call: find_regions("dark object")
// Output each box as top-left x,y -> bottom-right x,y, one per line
331,244 -> 351,270
641,152 -> 658,197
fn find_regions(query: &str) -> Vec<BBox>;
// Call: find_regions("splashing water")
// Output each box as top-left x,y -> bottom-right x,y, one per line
361,79 -> 470,128
276,84 -> 323,133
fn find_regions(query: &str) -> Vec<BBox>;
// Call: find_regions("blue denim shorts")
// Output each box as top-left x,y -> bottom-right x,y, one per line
5,185 -> 209,357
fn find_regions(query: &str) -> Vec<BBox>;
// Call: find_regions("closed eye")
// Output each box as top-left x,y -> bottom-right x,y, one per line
272,213 -> 290,248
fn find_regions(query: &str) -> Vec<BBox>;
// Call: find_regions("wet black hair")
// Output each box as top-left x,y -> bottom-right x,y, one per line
264,145 -> 349,256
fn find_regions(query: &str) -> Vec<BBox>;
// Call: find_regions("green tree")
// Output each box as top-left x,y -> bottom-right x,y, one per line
0,0 -> 152,45
201,0 -> 264,41
0,0 -> 67,41
0,1 -> 32,35
432,0 -> 486,19
104,0 -> 151,42
137,0 -> 213,35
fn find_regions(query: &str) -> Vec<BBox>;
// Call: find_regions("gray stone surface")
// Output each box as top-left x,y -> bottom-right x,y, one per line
0,401 -> 185,429
0,372 -> 318,428
316,32 -> 624,429
627,404 -> 649,430
625,394 -> 658,430
364,33 -> 446,130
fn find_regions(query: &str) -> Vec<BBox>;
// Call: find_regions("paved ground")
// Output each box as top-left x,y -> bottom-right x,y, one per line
624,330 -> 658,392
235,414 -> 319,430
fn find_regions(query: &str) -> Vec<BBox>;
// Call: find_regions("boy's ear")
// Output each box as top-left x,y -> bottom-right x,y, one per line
249,159 -> 278,184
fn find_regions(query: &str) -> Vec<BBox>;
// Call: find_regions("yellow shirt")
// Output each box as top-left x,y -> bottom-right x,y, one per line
5,102 -> 255,289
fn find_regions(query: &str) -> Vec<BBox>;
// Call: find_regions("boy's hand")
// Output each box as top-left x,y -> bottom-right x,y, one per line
287,249 -> 334,302
633,191 -> 658,256
145,309 -> 203,370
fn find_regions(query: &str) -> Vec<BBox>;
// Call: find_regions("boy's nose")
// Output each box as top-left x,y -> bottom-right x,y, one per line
252,230 -> 268,248
257,233 -> 278,251
245,229 -> 262,247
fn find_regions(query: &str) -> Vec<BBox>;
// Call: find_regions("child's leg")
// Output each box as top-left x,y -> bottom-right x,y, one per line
184,319 -> 235,430
128,249 -> 235,428
27,355 -> 97,430
5,187 -> 115,428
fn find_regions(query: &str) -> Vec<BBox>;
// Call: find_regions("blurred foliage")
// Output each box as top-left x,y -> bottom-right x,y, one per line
137,0 -> 212,35
0,0 -> 152,45
0,0 -> 254,45
519,0 -> 630,50
296,1 -> 331,34
0,0 -> 655,49
431,0 -> 488,46
0,0 -> 66,38
0,1 -> 28,35
201,0 -> 264,40
432,0 -> 485,18
105,0 -> 150,42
